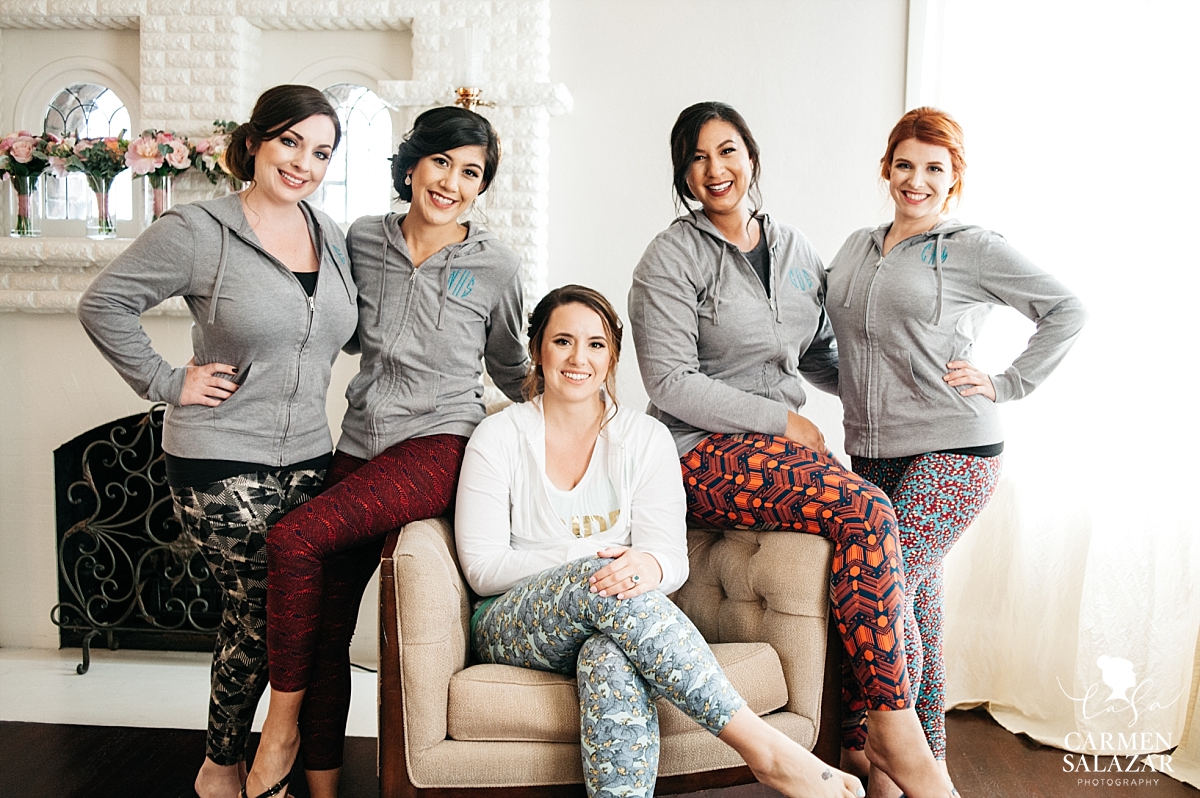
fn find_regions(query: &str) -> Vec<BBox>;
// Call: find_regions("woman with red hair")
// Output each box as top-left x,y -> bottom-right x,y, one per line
825,107 -> 1087,793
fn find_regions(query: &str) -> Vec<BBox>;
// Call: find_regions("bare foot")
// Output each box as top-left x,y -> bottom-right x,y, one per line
749,735 -> 863,798
864,710 -> 953,798
719,708 -> 862,797
194,757 -> 242,798
244,726 -> 298,798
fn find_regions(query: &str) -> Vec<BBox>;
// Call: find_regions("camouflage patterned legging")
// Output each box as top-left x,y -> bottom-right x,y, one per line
174,468 -> 324,766
473,557 -> 746,798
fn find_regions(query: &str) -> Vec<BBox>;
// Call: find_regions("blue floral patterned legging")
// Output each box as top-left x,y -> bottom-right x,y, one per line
473,557 -> 747,798
842,452 -> 1002,759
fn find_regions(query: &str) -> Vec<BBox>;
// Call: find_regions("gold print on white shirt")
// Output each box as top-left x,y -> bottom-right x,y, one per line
567,510 -> 621,538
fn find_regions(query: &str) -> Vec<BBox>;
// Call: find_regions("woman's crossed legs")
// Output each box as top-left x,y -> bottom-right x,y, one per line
476,556 -> 863,798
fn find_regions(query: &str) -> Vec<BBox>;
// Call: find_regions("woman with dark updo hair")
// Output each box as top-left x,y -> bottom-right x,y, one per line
78,84 -> 357,798
243,105 -> 527,798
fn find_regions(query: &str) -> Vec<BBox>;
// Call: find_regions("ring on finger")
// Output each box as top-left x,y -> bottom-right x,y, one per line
630,574 -> 641,584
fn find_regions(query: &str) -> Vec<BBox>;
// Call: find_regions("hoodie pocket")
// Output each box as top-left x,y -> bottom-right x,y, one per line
393,368 -> 441,415
907,352 -> 984,416
208,363 -> 275,433
904,353 -> 941,403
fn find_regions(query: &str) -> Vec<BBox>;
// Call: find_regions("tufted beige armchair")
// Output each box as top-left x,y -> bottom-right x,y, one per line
378,517 -> 841,797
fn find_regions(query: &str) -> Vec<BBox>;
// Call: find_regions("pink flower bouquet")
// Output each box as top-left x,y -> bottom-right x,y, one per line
39,133 -> 77,178
68,133 -> 130,237
190,120 -> 243,191
127,129 -> 192,223
0,131 -> 52,236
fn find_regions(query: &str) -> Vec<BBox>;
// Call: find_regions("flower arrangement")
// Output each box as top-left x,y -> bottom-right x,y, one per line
0,131 -> 51,236
126,129 -> 192,178
68,133 -> 130,237
71,134 -> 130,184
1,127 -> 246,237
126,129 -> 192,223
191,120 -> 243,191
40,133 -> 78,178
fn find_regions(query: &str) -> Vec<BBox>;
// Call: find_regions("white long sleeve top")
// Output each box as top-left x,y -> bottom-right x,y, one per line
455,398 -> 689,597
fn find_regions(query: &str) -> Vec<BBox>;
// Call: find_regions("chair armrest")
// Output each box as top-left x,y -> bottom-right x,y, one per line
673,529 -> 833,721
380,517 -> 471,754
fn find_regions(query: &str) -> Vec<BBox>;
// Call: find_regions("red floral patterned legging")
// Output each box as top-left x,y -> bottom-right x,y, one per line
681,433 -> 916,713
266,433 -> 468,770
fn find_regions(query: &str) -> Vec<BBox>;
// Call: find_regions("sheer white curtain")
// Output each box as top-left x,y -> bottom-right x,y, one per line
909,0 -> 1200,782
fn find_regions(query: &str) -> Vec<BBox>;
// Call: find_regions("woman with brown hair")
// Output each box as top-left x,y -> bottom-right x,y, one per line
455,284 -> 865,798
78,84 -> 357,798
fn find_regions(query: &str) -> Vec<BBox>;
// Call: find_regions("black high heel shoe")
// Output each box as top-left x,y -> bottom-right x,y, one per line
241,773 -> 289,798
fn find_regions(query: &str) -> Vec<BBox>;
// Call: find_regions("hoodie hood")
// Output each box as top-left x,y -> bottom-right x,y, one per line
192,194 -> 355,324
671,209 -> 785,324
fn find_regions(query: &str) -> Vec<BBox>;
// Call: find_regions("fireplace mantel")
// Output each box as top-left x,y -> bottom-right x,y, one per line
2,237 -> 187,315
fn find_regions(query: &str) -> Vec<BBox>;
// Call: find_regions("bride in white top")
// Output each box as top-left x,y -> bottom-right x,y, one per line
455,284 -> 864,798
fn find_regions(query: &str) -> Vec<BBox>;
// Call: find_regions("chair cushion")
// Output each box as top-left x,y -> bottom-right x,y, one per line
446,641 -> 787,743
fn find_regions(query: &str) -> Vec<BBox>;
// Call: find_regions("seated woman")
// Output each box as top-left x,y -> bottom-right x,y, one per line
455,285 -> 864,798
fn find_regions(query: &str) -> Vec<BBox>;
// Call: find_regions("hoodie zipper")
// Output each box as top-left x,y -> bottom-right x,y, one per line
373,256 -> 420,449
862,253 -> 884,458
279,279 -> 316,466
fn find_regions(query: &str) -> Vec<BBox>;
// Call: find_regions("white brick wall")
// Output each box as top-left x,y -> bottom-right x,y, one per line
0,0 -> 569,312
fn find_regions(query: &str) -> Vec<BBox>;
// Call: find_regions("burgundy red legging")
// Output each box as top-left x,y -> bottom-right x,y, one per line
681,433 -> 915,713
267,433 -> 468,770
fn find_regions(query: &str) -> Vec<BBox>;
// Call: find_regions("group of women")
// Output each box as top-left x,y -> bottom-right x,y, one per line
78,85 -> 1085,798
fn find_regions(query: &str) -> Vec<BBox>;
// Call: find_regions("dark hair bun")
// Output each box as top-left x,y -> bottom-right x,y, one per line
224,122 -> 256,182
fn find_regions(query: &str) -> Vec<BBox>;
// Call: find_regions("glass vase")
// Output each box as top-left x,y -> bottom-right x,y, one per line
8,174 -> 42,237
86,173 -> 117,239
144,173 -> 173,228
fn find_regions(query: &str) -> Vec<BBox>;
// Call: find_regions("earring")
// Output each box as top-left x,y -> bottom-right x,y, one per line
404,175 -> 411,186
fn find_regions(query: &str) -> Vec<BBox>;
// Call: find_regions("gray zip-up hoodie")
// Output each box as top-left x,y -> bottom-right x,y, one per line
629,210 -> 839,456
78,194 -> 358,465
336,214 -> 527,460
825,220 -> 1087,459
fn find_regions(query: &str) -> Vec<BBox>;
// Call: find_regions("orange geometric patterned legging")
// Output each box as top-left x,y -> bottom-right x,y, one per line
680,433 -> 917,713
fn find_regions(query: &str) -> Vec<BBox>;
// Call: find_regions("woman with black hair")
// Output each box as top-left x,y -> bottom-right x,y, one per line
628,102 -> 956,798
243,105 -> 527,798
78,84 -> 357,798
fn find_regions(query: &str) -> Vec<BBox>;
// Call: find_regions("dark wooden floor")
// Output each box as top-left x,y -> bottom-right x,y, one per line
0,709 -> 1193,798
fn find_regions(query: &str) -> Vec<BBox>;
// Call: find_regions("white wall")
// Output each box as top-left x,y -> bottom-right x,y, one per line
0,1 -> 911,653
547,0 -> 908,449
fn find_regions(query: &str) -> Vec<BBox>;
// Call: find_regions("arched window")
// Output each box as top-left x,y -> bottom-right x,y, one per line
319,83 -> 393,224
43,83 -> 133,221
